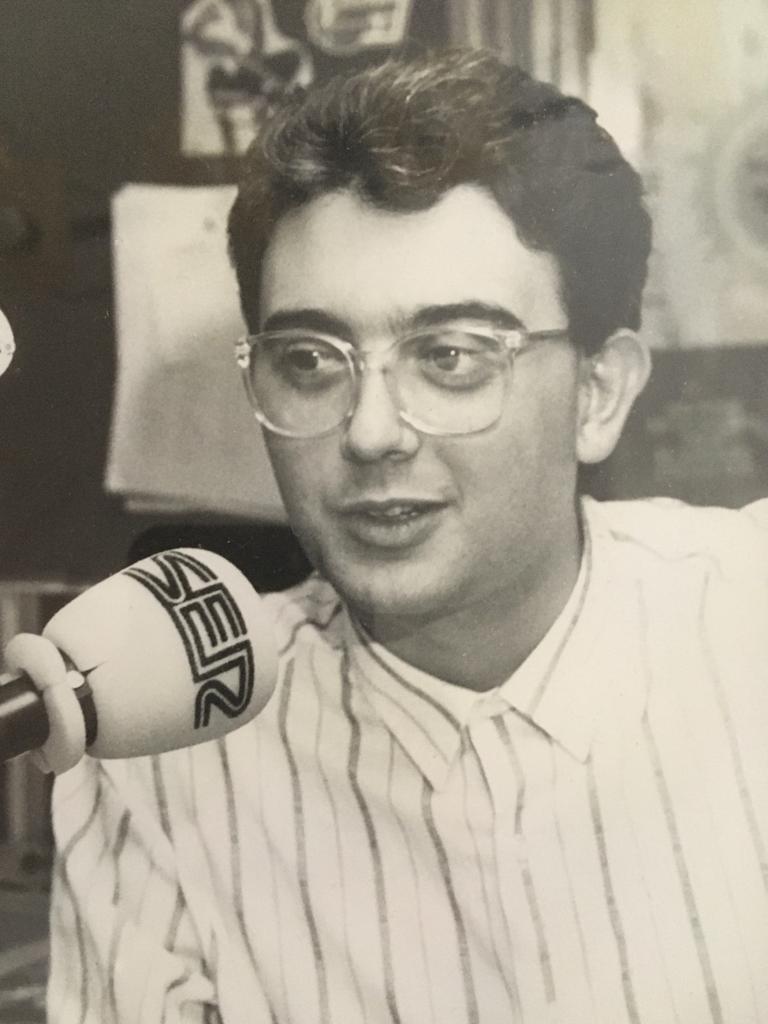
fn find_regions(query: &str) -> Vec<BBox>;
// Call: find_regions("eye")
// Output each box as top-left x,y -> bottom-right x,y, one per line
406,331 -> 505,389
424,343 -> 466,373
283,345 -> 327,372
265,336 -> 348,389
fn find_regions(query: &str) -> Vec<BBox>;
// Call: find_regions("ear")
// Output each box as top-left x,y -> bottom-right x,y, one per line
576,330 -> 651,465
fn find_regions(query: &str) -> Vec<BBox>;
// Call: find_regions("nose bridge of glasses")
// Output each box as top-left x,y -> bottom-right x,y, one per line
342,350 -> 415,456
350,345 -> 404,416
346,339 -> 410,431
350,334 -> 403,377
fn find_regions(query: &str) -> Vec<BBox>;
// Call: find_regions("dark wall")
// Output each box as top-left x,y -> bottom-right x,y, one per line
3,4 -> 762,588
0,1 -> 219,583
0,0 -> 450,585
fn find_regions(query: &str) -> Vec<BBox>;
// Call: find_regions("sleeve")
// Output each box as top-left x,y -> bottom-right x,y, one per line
47,754 -> 219,1024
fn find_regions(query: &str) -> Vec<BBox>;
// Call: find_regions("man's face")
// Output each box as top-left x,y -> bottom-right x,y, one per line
258,185 -> 587,630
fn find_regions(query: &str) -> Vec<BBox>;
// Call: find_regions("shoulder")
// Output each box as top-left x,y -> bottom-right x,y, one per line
586,496 -> 768,578
51,749 -> 179,856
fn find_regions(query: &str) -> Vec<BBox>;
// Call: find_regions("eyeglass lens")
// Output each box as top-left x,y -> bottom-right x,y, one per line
247,329 -> 512,437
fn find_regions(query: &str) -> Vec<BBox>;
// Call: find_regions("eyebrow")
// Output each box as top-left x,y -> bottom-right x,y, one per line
410,302 -> 525,331
260,309 -> 354,339
260,301 -> 525,338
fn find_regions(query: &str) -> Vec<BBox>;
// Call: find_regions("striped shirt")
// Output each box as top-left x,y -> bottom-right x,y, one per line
48,496 -> 768,1024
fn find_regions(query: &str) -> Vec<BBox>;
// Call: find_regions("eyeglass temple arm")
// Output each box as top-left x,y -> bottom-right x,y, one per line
525,328 -> 570,342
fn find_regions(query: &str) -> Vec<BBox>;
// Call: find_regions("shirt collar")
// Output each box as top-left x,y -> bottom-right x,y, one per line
342,613 -> 468,790
341,497 -> 615,787
493,507 -> 604,762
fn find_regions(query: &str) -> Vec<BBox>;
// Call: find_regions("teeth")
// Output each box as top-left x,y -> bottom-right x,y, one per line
372,505 -> 417,518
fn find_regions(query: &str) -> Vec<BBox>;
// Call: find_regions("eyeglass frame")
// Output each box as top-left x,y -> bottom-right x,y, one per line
234,320 -> 570,439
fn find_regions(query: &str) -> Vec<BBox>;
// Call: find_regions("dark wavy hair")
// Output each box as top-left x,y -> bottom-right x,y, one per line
228,49 -> 651,354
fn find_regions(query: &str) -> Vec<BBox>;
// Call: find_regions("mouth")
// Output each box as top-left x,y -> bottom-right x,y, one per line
338,498 -> 447,548
342,498 -> 445,518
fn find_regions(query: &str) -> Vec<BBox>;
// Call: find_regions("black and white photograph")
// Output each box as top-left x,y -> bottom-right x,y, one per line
1,1 -> 768,1021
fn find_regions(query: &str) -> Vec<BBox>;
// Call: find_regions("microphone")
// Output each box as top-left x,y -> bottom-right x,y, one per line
0,548 -> 278,773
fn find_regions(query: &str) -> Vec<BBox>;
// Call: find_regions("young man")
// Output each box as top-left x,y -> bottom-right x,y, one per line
49,51 -> 768,1023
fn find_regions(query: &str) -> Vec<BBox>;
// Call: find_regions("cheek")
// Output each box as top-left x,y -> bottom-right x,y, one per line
266,441 -> 316,509
529,369 -> 583,466
265,438 -> 337,542
456,385 -> 580,521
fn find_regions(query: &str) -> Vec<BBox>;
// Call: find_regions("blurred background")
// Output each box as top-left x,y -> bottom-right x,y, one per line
0,0 -> 767,1017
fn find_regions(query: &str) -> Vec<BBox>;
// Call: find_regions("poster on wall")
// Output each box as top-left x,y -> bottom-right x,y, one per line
305,0 -> 415,55
180,0 -> 315,156
108,184 -> 286,520
590,0 -> 768,349
180,0 -> 415,156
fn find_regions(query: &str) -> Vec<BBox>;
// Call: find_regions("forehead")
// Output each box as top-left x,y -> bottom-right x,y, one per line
258,185 -> 566,332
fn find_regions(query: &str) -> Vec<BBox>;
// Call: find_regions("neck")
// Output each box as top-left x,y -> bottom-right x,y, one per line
356,509 -> 584,692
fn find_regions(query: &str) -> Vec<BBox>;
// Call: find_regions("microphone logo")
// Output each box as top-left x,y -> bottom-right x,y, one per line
125,550 -> 255,729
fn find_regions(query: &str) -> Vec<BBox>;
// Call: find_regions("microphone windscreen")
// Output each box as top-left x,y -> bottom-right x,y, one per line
43,548 -> 277,758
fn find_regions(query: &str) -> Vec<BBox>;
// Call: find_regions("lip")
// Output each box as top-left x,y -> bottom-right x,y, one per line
336,497 -> 448,549
340,497 -> 446,515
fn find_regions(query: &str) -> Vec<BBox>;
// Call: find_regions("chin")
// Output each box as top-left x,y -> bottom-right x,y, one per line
294,517 -> 467,625
321,555 -> 462,629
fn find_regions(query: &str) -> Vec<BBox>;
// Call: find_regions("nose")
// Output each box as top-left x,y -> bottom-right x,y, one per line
341,367 -> 419,462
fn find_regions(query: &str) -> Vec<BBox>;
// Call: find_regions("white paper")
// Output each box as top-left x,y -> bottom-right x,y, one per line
108,184 -> 285,522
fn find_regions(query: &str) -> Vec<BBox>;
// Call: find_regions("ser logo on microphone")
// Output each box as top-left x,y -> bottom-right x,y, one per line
125,550 -> 255,729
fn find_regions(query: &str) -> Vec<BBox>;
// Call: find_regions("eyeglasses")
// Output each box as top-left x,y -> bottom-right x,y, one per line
235,321 -> 569,439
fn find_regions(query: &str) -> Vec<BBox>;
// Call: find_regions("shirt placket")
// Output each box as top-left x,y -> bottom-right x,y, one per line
464,704 -> 557,1021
